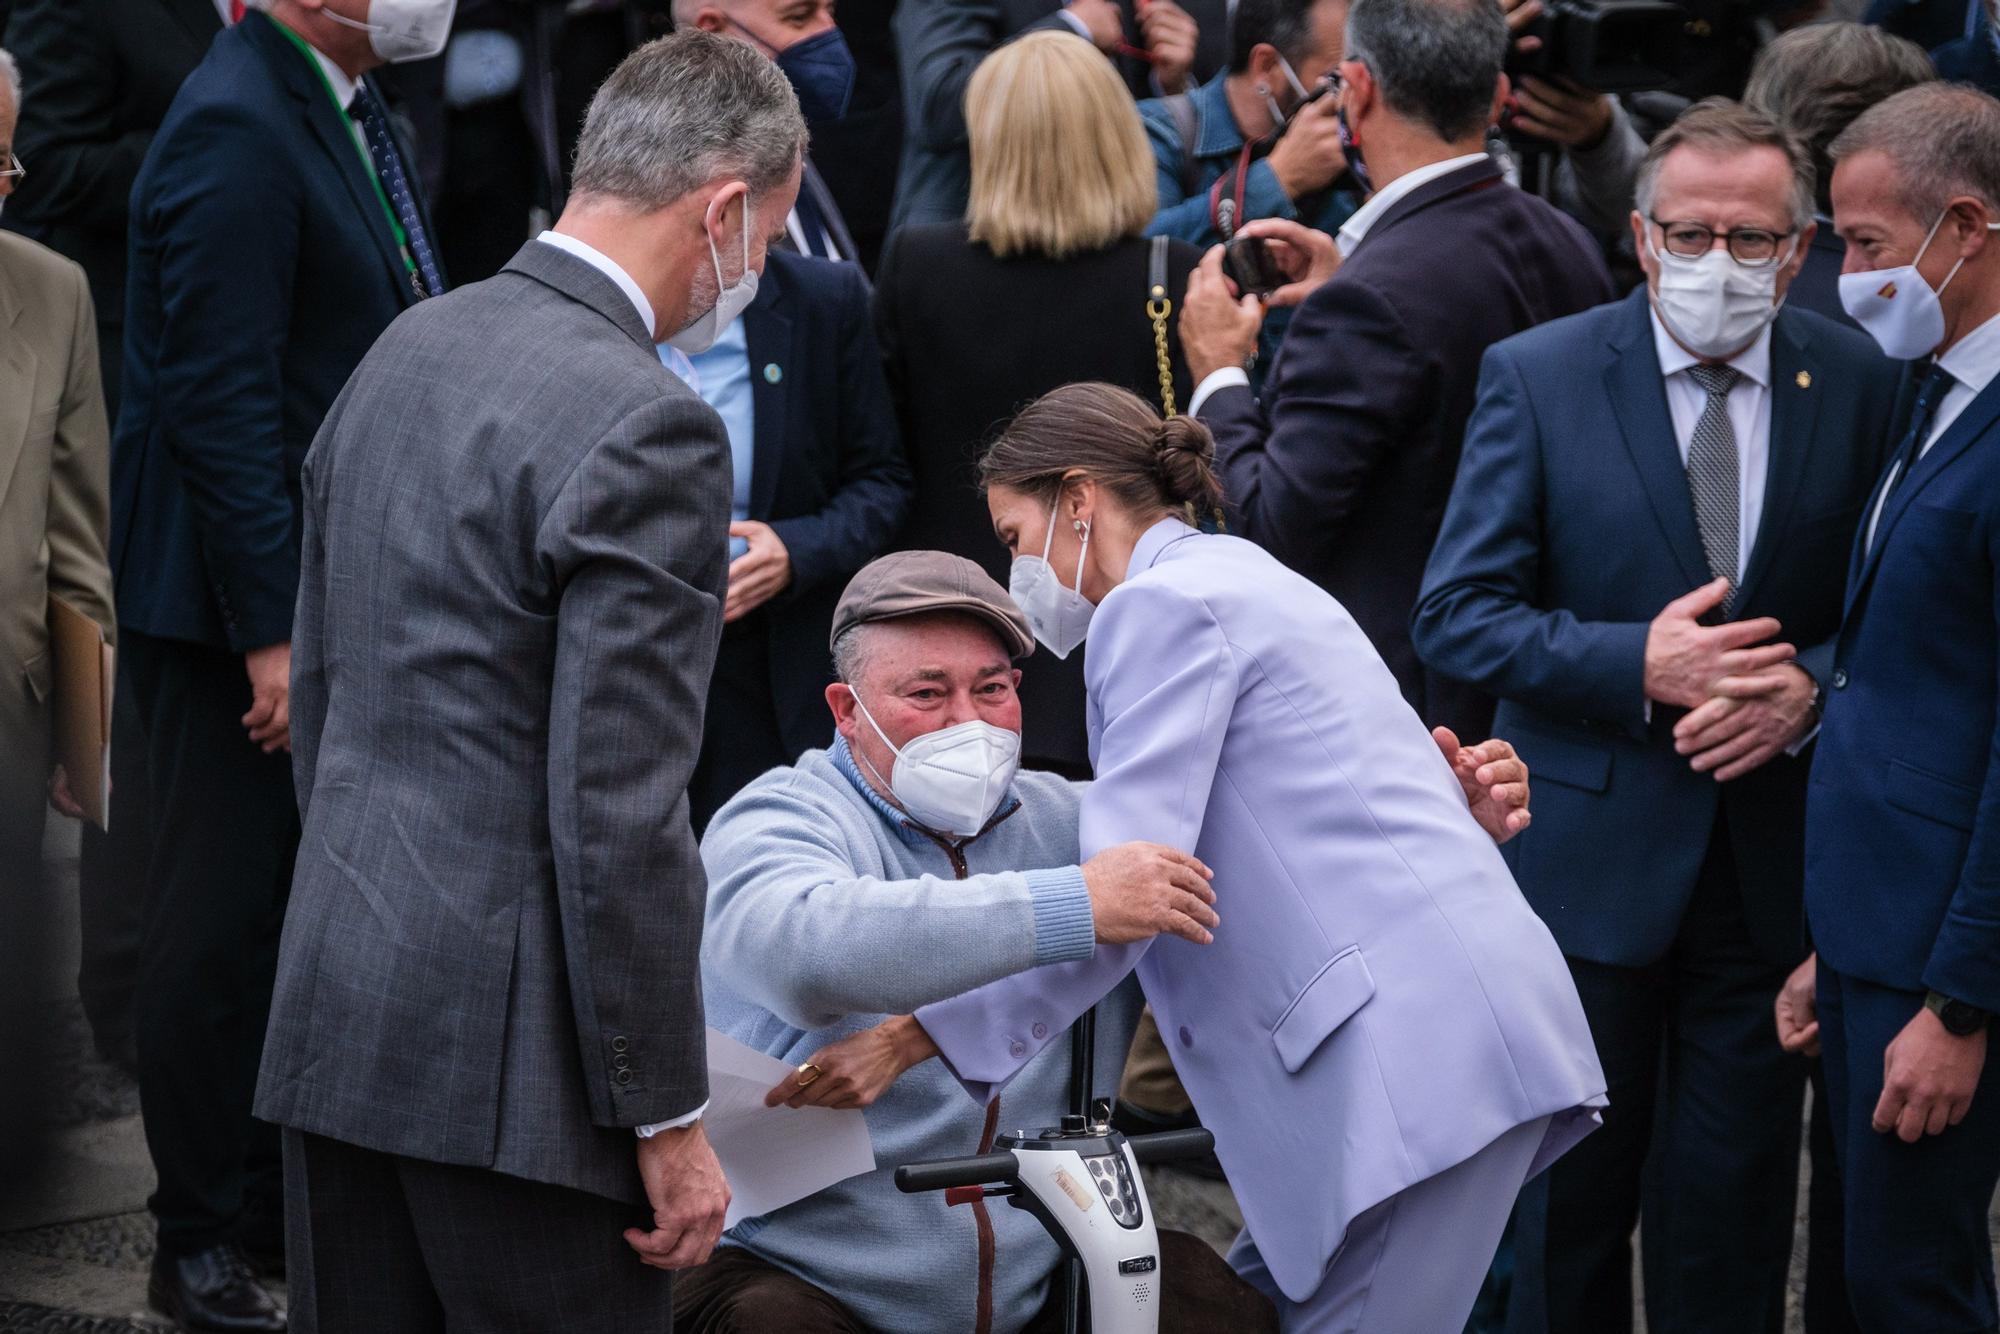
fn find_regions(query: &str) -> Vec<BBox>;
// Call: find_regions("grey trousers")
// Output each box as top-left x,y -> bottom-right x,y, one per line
284,1128 -> 672,1333
1229,1115 -> 1553,1334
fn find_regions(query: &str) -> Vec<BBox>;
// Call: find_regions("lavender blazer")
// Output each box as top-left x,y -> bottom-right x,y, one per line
917,518 -> 1606,1301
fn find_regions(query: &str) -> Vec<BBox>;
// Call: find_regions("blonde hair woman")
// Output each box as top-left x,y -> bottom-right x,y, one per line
876,31 -> 1200,778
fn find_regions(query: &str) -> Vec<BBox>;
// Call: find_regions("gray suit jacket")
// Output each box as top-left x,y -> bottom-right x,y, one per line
254,241 -> 732,1207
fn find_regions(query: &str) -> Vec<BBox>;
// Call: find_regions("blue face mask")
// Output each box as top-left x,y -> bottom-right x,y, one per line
774,26 -> 857,121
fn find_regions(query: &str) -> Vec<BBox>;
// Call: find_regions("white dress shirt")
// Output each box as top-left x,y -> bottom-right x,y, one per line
536,229 -> 658,340
533,230 -> 707,1138
1651,310 -> 1773,576
1864,308 -> 2000,551
1187,151 -> 1491,417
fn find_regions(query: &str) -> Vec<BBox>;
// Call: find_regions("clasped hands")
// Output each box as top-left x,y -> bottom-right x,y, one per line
1647,577 -> 1817,783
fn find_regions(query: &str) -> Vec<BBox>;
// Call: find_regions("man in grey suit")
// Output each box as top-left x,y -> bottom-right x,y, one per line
254,31 -> 806,1330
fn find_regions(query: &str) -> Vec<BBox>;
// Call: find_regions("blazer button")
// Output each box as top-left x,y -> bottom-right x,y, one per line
614,1055 -> 630,1071
1031,1022 -> 1048,1040
1178,1026 -> 1193,1049
1009,1039 -> 1027,1059
616,1068 -> 633,1085
1832,668 -> 1849,690
611,1036 -> 630,1053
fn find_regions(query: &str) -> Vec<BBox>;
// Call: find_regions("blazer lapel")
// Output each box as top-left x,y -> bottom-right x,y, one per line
743,273 -> 793,521
0,269 -> 33,515
1734,315 -> 1819,609
1605,293 -> 1711,588
1848,372 -> 2000,612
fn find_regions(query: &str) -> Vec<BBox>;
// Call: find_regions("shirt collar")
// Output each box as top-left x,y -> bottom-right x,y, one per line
1127,515 -> 1201,580
308,45 -> 359,111
1335,152 -> 1489,257
536,230 -> 657,339
1938,308 -> 2000,398
1649,308 -> 1774,389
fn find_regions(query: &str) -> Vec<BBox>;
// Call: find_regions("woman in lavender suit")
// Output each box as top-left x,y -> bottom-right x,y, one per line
912,384 -> 1607,1331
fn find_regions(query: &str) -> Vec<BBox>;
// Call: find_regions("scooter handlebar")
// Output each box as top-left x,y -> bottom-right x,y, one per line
1127,1127 -> 1216,1165
895,1152 -> 1022,1194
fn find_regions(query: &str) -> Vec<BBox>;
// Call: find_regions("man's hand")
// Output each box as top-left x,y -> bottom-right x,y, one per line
626,1121 -> 731,1269
725,521 -> 793,623
1137,0 -> 1198,93
1874,1006 -> 1987,1143
1083,841 -> 1218,945
242,641 -> 292,754
1643,579 -> 1794,711
1775,953 -> 1819,1058
1180,247 -> 1266,384
1235,217 -> 1341,309
1066,0 -> 1125,49
1673,664 -> 1817,782
1502,0 -> 1545,52
1434,728 -> 1532,844
1265,92 -> 1347,200
1511,76 -> 1614,150
764,1015 -> 940,1110
48,765 -> 86,820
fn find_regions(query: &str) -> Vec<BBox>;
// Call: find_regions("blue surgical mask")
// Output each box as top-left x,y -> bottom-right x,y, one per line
775,27 -> 856,121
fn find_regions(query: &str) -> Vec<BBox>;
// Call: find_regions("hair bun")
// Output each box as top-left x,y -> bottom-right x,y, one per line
1151,416 -> 1224,512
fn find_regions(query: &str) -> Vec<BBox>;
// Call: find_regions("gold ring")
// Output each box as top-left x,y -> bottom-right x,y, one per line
795,1062 -> 822,1088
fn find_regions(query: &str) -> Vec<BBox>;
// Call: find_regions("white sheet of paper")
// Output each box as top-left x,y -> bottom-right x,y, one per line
705,1027 -> 876,1229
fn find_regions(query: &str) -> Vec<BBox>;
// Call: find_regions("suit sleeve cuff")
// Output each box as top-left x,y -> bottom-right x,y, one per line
1189,367 -> 1250,418
635,1101 -> 709,1139
1026,867 -> 1096,966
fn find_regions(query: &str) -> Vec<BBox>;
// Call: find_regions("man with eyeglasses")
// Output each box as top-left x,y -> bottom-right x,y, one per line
1414,98 -> 1903,1334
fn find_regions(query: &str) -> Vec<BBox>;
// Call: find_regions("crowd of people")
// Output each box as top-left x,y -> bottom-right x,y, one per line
2,0 -> 1999,1330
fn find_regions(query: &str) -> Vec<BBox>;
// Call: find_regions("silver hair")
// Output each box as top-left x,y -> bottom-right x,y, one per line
1634,98 -> 1815,231
0,48 -> 19,109
1830,83 -> 2000,225
1344,0 -> 1507,143
831,626 -> 874,688
570,30 -> 805,212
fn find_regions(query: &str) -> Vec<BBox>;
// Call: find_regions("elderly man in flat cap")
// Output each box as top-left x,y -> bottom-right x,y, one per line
679,551 -> 1533,1334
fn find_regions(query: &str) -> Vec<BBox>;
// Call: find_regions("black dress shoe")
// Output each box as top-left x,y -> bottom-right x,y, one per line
149,1241 -> 287,1332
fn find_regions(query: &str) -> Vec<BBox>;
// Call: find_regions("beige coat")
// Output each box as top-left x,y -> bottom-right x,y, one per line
0,228 -> 114,827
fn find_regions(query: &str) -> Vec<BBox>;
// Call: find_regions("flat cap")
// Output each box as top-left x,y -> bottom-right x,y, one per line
830,551 -> 1036,659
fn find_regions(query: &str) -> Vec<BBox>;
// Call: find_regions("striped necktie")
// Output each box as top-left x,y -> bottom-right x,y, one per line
1685,363 -> 1742,612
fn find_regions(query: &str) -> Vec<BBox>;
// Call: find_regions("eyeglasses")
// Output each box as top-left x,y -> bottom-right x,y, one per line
1650,217 -> 1792,265
0,152 -> 23,186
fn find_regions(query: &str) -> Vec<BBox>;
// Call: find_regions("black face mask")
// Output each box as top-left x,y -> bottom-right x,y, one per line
774,26 -> 856,122
1336,99 -> 1373,196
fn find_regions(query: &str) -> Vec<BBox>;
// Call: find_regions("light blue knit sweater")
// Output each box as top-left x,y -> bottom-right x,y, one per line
700,740 -> 1144,1334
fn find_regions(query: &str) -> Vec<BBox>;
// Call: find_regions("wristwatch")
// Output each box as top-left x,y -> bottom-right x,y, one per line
1925,990 -> 1991,1037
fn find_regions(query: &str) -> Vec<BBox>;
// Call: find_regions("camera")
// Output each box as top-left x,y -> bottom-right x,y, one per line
1508,0 -> 1690,93
1222,236 -> 1284,299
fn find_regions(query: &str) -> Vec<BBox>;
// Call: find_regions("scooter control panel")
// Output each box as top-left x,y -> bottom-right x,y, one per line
1083,1149 -> 1144,1230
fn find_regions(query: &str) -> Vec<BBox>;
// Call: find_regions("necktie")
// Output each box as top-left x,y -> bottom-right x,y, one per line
1865,359 -> 1956,553
791,188 -> 832,260
348,84 -> 445,301
1685,363 -> 1742,611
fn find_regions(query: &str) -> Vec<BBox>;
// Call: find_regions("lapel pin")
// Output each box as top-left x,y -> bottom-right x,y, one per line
1796,371 -> 1812,389
763,363 -> 782,384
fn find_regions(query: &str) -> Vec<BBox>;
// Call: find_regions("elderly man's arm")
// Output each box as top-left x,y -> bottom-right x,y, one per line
702,781 -> 1100,1031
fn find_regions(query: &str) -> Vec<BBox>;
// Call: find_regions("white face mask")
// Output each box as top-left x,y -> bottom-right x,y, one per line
323,0 -> 458,64
851,694 -> 1021,837
1649,238 -> 1792,361
666,193 -> 759,355
1009,503 -> 1095,660
1838,210 -> 2000,361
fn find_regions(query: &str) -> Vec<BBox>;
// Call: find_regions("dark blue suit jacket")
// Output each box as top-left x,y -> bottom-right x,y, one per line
736,250 -> 911,756
1809,361 -> 2000,1012
111,12 -> 434,652
1415,290 -> 1900,967
1202,157 -> 1615,739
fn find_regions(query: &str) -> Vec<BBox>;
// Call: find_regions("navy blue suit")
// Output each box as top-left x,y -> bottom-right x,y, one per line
1203,157 -> 1613,740
1415,289 -> 1899,1334
108,11 -> 439,1258
1807,355 -> 2000,1333
690,251 -> 912,829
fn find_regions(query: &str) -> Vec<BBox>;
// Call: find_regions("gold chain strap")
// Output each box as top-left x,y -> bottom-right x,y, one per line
1147,284 -> 1177,419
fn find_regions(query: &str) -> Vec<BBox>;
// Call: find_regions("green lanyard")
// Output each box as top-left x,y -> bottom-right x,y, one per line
275,22 -> 422,291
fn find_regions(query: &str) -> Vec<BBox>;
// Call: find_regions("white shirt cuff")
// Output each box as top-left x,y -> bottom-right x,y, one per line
1054,7 -> 1093,38
1189,367 -> 1250,418
635,1101 -> 708,1138
1784,720 -> 1820,757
